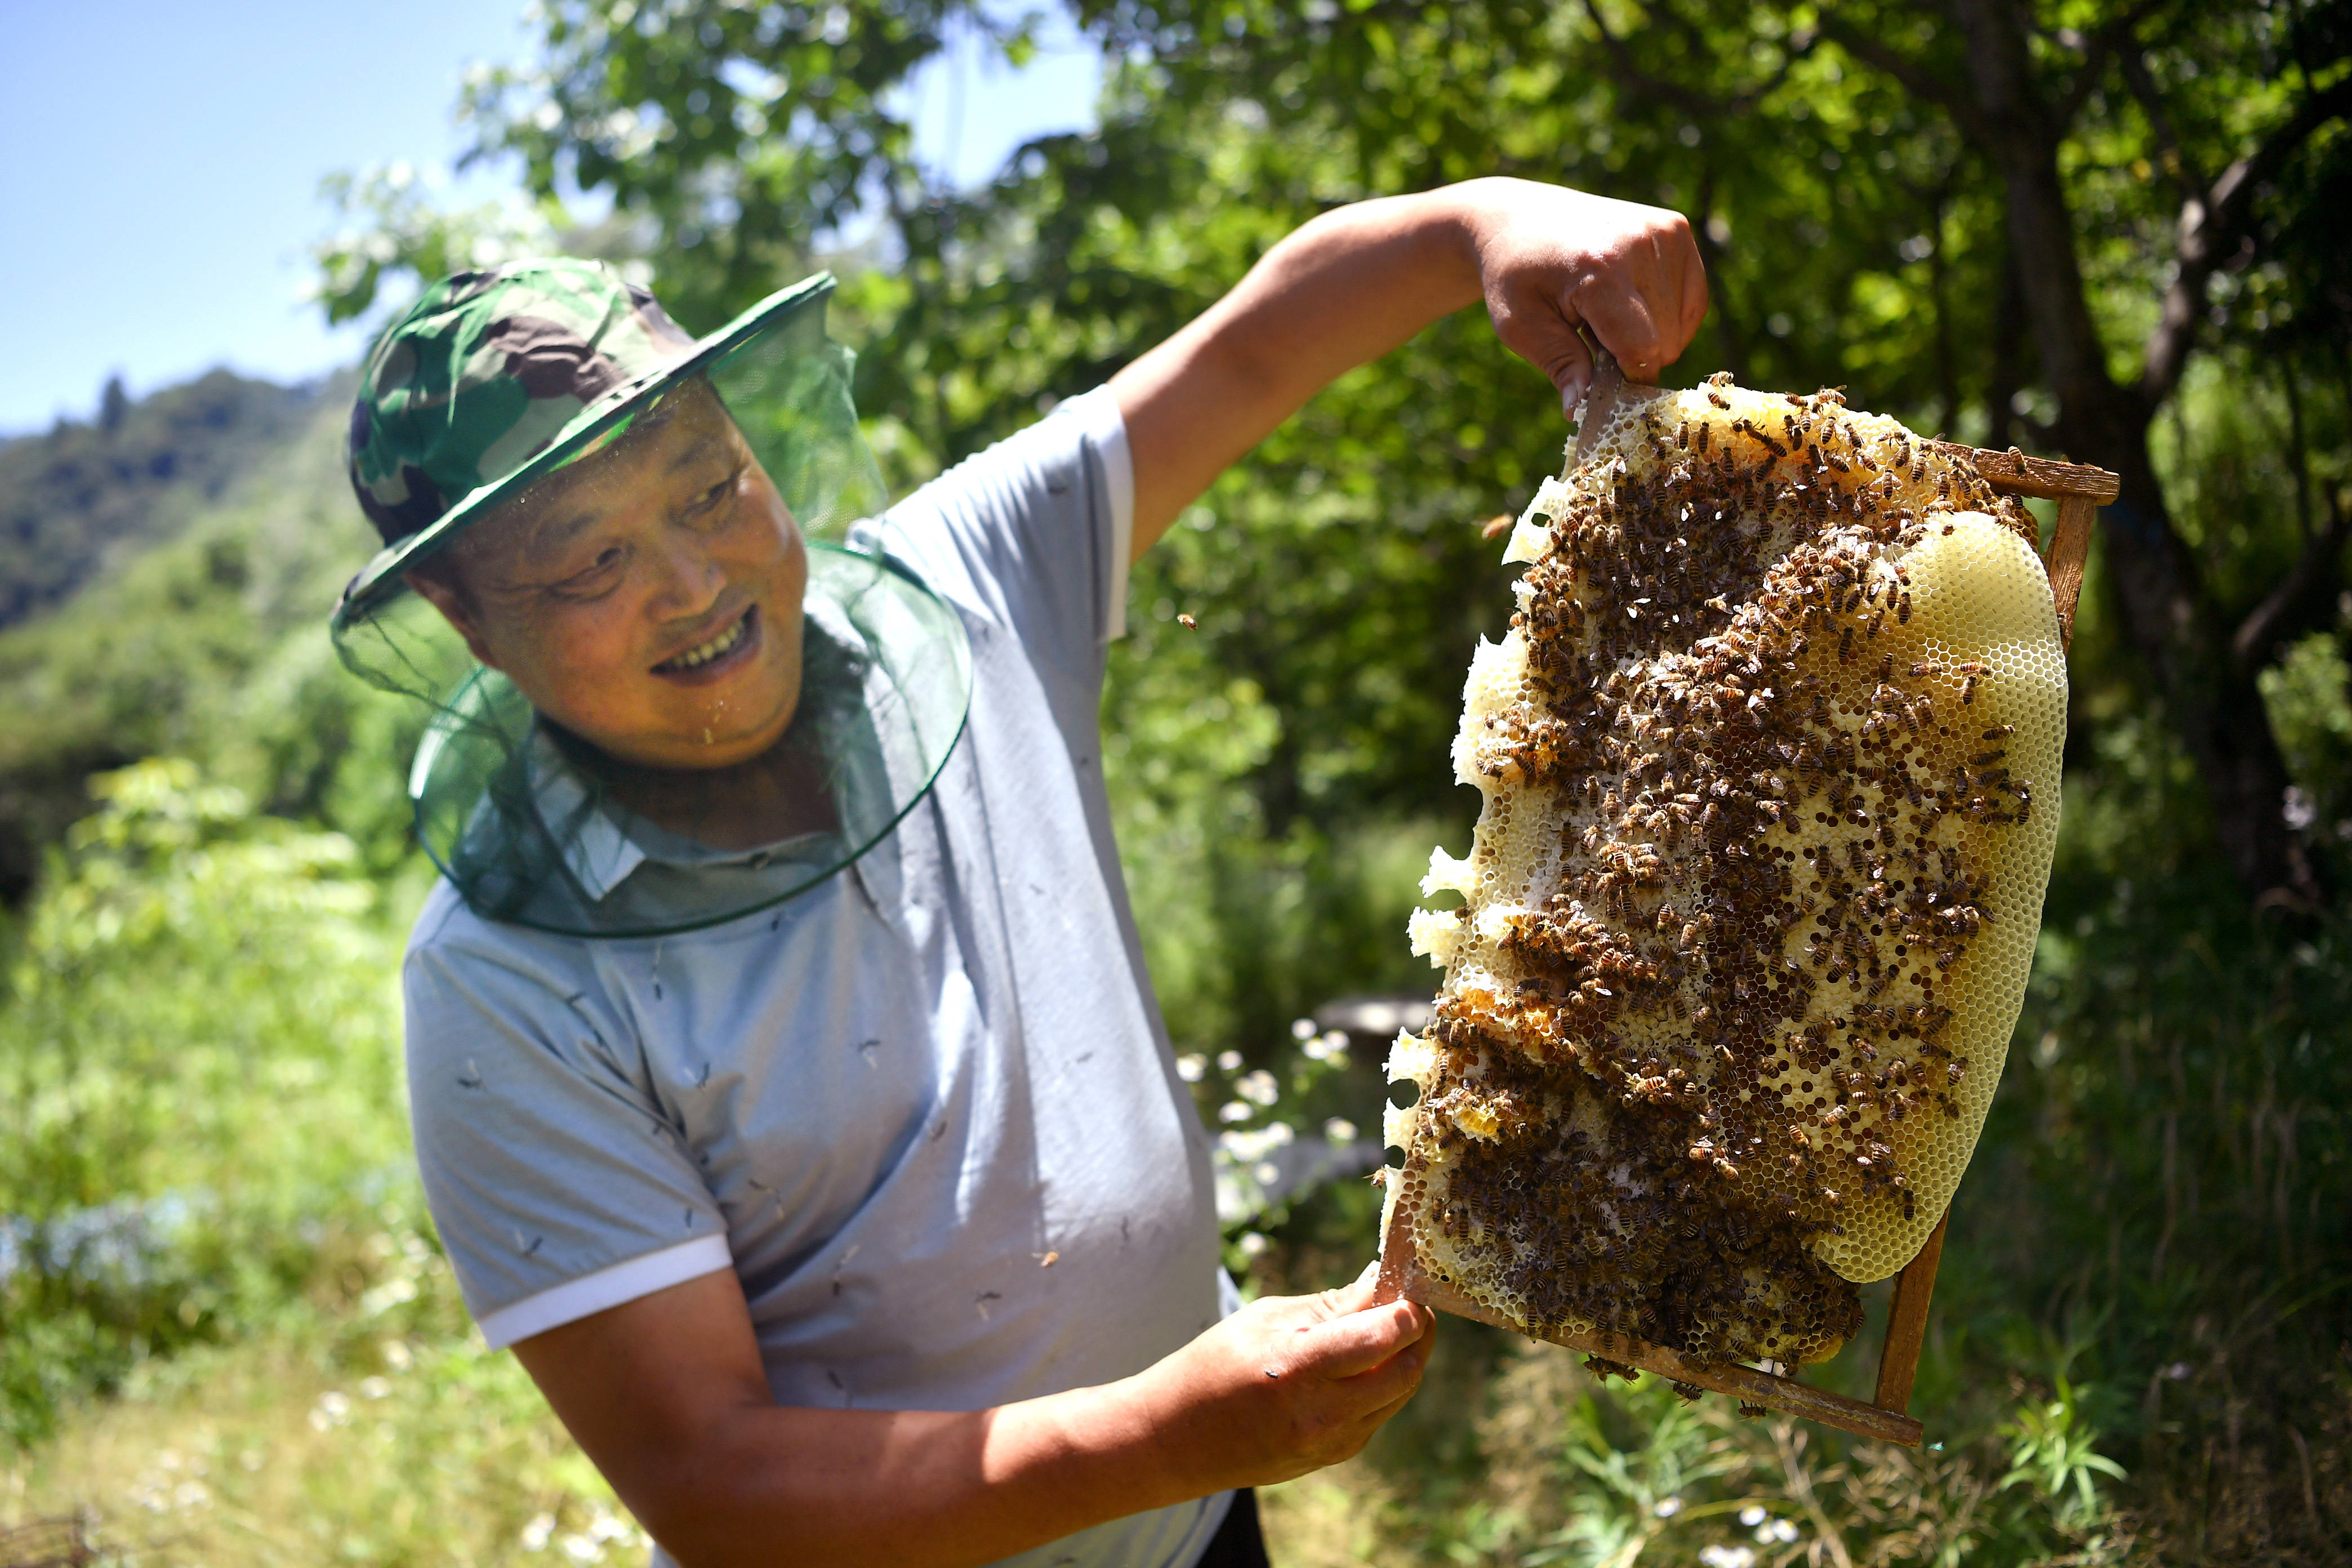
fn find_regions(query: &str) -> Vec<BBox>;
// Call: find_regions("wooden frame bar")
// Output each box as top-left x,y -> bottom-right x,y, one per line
1374,430 -> 2119,1446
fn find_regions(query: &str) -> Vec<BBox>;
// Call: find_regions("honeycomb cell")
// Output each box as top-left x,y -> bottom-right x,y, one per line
1383,376 -> 2064,1366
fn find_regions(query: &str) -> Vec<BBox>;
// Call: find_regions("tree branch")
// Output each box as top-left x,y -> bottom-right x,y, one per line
2117,42 -> 2206,194
2231,483 -> 2352,674
1812,14 -> 1986,145
2049,0 -> 2171,133
2141,74 -> 2352,405
1582,0 -> 1815,120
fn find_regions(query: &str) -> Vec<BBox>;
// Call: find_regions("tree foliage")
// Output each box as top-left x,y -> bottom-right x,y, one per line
305,0 -> 2352,915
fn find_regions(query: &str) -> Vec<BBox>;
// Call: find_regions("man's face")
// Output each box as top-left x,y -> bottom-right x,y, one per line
409,379 -> 809,772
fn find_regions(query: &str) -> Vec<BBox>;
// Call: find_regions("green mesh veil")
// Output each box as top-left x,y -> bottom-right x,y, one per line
331,270 -> 971,937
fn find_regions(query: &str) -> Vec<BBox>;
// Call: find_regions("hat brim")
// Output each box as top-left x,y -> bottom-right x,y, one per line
331,270 -> 839,633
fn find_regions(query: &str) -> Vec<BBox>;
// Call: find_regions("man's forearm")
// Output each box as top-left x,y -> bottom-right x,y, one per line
514,1267 -> 1427,1568
639,1380 -> 1183,1568
1111,182 -> 1490,550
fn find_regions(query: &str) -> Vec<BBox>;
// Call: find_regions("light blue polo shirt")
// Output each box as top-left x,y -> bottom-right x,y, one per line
400,391 -> 1233,1568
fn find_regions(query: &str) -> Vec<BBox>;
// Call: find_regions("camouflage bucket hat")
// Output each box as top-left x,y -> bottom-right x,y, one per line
334,261 -> 862,627
328,260 -> 974,938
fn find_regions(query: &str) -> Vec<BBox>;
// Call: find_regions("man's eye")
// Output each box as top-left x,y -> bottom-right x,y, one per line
687,467 -> 743,516
554,547 -> 625,595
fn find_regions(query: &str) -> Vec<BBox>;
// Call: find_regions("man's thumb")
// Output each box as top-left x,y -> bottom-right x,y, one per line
1533,322 -> 1596,420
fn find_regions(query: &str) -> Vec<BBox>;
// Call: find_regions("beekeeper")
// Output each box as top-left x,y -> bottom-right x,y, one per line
333,177 -> 1705,1568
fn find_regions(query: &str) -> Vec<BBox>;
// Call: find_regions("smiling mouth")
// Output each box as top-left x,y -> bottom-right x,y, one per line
653,605 -> 756,675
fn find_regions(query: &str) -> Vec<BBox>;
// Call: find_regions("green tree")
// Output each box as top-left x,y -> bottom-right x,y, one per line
316,0 -> 2352,913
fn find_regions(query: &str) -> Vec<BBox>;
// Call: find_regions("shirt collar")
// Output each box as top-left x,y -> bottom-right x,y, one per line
524,727 -> 648,902
524,727 -> 843,905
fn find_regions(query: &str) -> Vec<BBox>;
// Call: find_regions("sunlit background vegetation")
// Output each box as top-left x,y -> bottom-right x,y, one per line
6,2 -> 2351,1564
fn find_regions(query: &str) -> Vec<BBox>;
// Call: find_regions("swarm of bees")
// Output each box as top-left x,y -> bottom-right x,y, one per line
1380,373 -> 2067,1368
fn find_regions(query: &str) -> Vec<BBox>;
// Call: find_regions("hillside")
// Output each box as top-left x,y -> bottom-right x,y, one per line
0,373 -> 328,631
0,370 -> 415,902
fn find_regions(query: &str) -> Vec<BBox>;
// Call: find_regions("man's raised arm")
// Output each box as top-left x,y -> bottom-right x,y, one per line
1111,176 -> 1709,553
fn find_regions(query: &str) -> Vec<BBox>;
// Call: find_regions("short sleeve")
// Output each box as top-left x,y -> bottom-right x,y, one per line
403,896 -> 731,1349
856,387 -> 1135,684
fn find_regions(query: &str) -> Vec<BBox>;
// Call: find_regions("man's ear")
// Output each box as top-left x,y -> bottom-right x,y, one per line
403,565 -> 503,671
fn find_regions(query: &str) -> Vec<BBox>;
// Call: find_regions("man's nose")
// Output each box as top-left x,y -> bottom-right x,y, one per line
645,527 -> 728,617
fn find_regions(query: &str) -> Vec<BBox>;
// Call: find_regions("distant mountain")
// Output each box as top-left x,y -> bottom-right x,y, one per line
0,372 -> 330,631
0,369 -> 415,905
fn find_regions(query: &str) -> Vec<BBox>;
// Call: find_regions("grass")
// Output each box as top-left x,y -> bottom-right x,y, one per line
1,1221 -> 647,1568
1251,1321 -> 2141,1568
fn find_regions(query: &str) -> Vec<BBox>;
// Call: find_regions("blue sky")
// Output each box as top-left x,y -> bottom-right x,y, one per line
0,3 -> 1101,435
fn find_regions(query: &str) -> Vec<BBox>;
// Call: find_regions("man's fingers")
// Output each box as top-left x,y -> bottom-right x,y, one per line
1320,1353 -> 1432,1462
1468,186 -> 1711,417
1351,1373 -> 1426,1435
1576,275 -> 1670,384
1493,289 -> 1597,415
1283,1298 -> 1431,1380
1319,1260 -> 1381,1316
1678,244 -> 1712,348
1258,1263 -> 1382,1334
1634,213 -> 1707,369
1550,327 -> 1597,416
1338,1333 -> 1431,1411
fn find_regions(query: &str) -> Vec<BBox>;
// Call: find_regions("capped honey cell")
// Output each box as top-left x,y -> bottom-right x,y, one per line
1383,378 -> 2064,1368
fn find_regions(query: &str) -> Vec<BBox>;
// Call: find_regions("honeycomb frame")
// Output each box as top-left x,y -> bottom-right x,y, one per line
1374,357 -> 2118,1445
